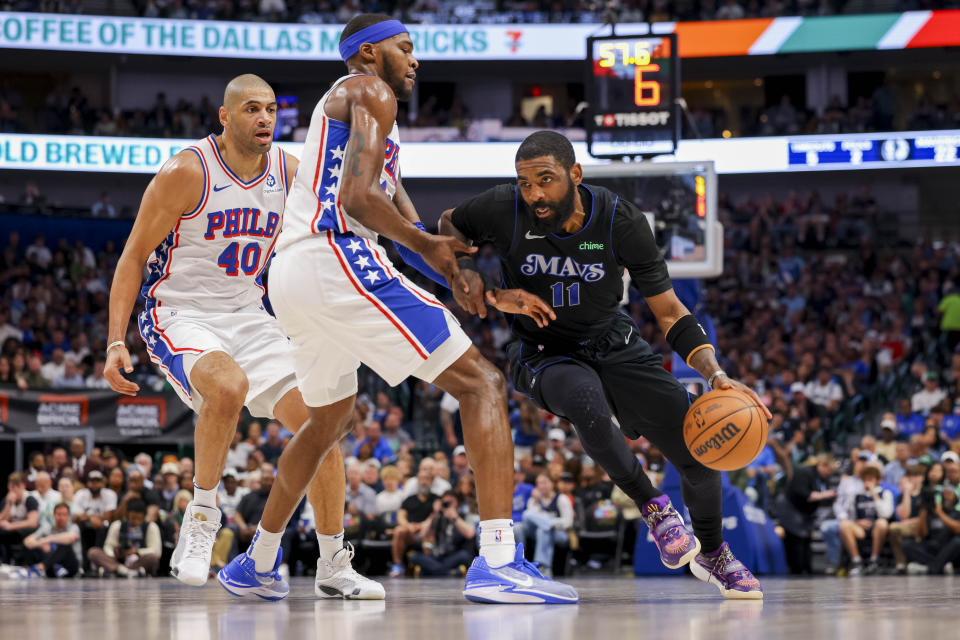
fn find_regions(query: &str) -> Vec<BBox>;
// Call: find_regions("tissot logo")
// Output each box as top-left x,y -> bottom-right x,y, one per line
579,241 -> 604,250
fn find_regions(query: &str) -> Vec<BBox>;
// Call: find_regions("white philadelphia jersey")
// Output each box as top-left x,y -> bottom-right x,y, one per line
141,134 -> 290,312
277,74 -> 400,252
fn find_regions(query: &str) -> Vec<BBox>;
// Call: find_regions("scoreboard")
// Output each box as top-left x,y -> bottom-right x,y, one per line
586,33 -> 680,159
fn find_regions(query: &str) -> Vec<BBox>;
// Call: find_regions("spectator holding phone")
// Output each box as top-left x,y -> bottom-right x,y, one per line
409,491 -> 476,576
87,499 -> 161,577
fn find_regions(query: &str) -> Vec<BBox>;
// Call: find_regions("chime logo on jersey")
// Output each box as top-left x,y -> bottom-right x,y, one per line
520,253 -> 606,282
203,208 -> 280,240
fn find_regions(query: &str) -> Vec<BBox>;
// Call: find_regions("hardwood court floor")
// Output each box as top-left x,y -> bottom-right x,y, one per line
1,574 -> 958,640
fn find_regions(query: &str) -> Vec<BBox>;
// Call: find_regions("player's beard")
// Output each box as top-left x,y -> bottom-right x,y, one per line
383,55 -> 412,102
526,179 -> 577,235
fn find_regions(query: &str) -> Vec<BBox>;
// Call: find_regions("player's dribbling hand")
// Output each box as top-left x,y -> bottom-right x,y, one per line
712,373 -> 773,419
105,344 -> 140,396
485,289 -> 557,328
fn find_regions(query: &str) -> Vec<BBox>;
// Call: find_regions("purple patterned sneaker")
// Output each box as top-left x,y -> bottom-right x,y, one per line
640,495 -> 700,569
690,542 -> 763,600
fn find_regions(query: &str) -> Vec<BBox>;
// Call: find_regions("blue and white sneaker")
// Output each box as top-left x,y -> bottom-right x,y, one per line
217,549 -> 288,600
463,544 -> 579,604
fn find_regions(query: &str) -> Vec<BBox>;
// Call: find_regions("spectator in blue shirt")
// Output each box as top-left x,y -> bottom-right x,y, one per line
940,401 -> 960,443
883,442 -> 911,487
896,398 -> 926,440
354,422 -> 395,464
511,399 -> 543,455
746,444 -> 779,511
512,464 -> 534,524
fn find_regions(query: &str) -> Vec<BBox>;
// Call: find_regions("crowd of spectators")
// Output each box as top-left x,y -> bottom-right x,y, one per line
4,180 -> 960,579
10,0 -> 960,25
3,77 -> 959,143
729,91 -> 960,139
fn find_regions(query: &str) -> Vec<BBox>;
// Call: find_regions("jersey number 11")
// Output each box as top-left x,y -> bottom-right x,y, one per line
551,281 -> 580,308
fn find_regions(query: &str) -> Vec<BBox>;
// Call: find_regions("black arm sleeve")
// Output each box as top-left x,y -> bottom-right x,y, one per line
449,184 -> 517,254
610,199 -> 672,298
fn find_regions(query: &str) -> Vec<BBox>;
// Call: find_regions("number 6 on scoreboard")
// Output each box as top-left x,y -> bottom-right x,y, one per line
634,64 -> 661,107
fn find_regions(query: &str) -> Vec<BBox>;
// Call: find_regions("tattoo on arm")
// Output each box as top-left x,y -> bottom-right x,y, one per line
349,130 -> 366,177
688,347 -> 721,383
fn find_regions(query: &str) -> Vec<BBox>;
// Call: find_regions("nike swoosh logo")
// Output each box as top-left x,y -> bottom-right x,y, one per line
525,231 -> 546,240
494,570 -> 534,587
625,327 -> 633,344
213,184 -> 231,192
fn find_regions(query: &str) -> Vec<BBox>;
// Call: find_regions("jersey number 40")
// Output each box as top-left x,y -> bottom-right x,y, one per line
218,241 -> 262,276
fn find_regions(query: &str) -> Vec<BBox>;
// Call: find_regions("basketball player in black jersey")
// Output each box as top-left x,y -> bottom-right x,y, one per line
434,131 -> 770,599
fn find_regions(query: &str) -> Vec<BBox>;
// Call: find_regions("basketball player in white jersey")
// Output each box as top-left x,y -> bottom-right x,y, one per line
104,74 -> 383,599
219,15 -> 578,604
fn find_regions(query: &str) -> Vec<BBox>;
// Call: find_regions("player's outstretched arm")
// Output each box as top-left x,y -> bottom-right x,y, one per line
646,288 -> 772,418
105,151 -> 204,396
386,176 -> 449,287
338,76 -> 474,286
438,208 -> 555,326
438,208 -> 487,316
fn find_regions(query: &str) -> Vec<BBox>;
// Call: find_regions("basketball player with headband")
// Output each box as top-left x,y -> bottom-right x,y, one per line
218,15 -> 578,604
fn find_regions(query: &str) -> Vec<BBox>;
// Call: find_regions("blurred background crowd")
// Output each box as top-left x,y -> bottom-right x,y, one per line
3,189 -> 960,579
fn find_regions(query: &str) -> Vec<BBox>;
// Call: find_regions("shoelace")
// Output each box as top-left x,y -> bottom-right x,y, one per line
644,504 -> 682,534
714,546 -> 753,584
183,519 -> 220,560
513,556 -> 545,579
323,542 -> 373,583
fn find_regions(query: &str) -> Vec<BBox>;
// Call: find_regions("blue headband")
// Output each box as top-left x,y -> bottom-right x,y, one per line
339,20 -> 409,61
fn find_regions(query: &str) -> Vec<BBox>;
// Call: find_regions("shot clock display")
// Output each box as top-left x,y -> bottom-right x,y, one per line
586,33 -> 679,159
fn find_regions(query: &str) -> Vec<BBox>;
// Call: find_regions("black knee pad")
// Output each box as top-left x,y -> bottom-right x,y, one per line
563,382 -> 611,431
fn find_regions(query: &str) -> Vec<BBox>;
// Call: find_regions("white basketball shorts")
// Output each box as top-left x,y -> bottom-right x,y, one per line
268,230 -> 472,407
137,301 -> 298,418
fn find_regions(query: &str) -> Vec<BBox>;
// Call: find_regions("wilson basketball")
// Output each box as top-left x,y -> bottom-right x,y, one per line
683,389 -> 768,471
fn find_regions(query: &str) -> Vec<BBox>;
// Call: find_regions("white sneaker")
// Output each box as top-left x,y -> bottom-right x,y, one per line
906,562 -> 929,575
315,542 -> 385,600
170,502 -> 221,586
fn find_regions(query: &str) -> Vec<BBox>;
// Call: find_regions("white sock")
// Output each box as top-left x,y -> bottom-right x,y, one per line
248,524 -> 283,573
316,531 -> 345,561
192,479 -> 218,509
479,519 -> 515,568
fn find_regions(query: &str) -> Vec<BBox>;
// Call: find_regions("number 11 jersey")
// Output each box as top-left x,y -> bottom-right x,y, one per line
141,134 -> 290,313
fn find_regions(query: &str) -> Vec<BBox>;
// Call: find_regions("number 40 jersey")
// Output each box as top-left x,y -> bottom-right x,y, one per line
141,134 -> 291,313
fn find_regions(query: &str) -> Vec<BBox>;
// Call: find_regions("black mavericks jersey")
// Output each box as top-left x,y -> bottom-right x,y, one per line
451,183 -> 671,347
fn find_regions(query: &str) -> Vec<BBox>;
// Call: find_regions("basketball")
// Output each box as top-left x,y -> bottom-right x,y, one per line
683,389 -> 768,471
